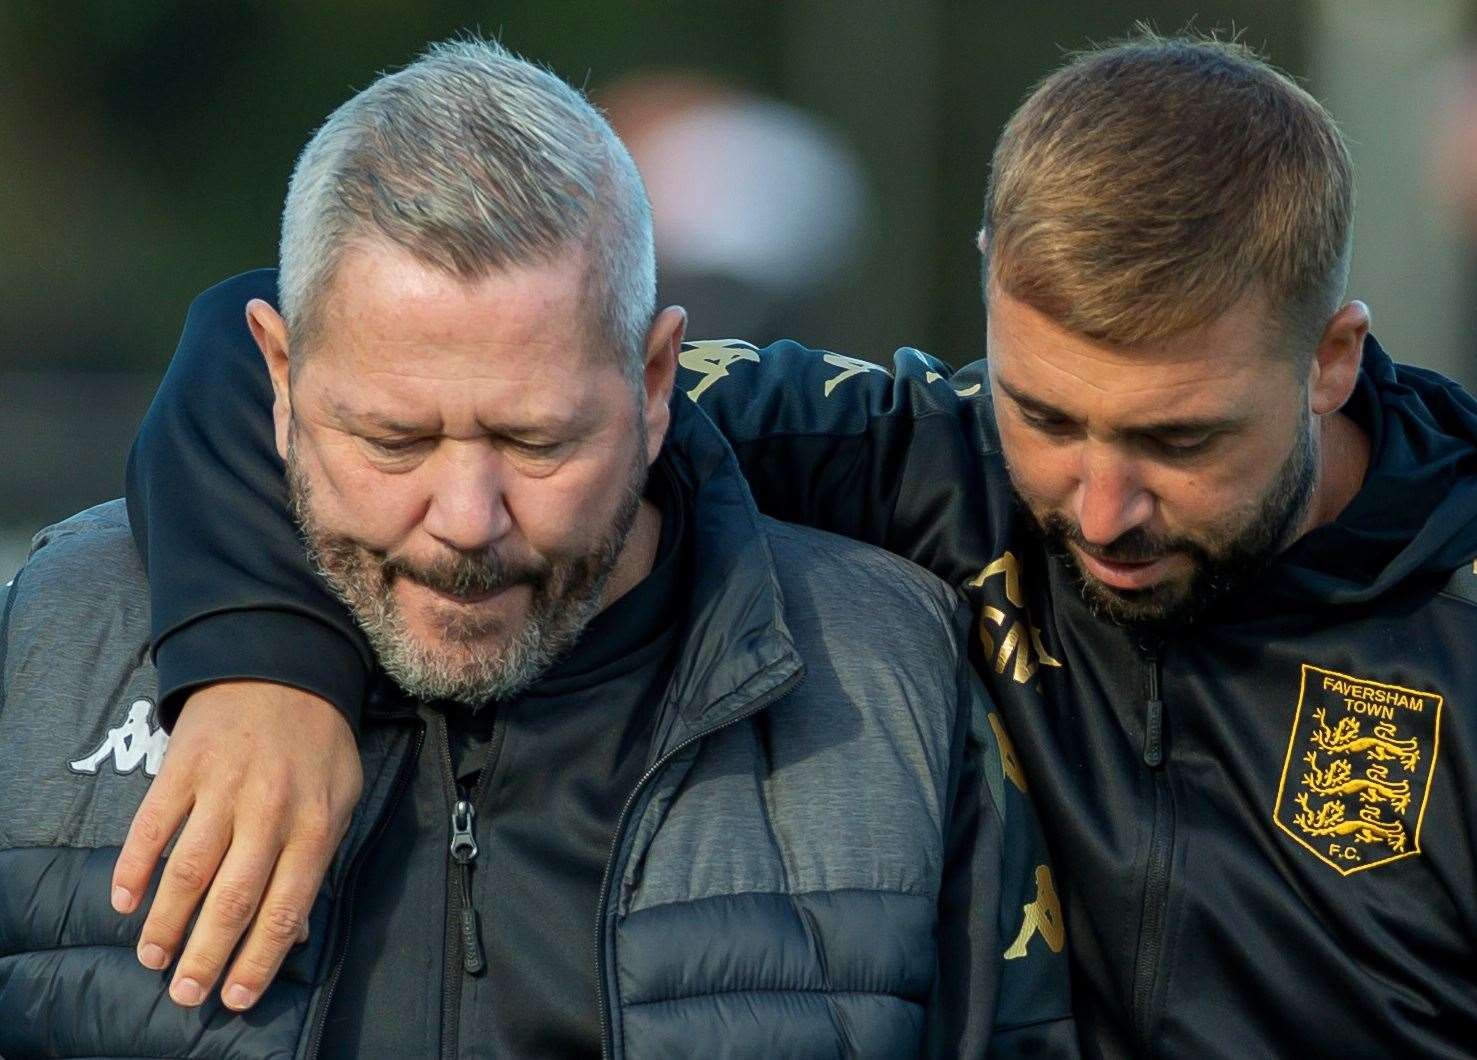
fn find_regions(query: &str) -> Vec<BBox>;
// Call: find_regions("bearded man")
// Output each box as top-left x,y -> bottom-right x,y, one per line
0,39 -> 1072,1058
55,27 -> 1477,1060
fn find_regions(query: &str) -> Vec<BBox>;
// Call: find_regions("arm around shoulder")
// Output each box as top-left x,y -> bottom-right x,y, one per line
682,338 -> 996,576
924,603 -> 1077,1058
126,269 -> 372,729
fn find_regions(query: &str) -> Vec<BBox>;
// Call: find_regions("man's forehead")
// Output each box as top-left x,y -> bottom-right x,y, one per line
296,242 -> 617,402
987,288 -> 1289,416
318,241 -> 601,348
990,371 -> 1253,440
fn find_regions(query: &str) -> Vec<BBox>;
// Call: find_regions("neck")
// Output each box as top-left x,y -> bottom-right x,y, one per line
599,498 -> 662,610
1299,409 -> 1371,538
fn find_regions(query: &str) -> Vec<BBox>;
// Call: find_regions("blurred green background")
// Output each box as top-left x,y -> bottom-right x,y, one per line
5,0 -> 1476,578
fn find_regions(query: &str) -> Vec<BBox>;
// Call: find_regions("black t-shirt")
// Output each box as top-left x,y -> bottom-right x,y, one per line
325,462 -> 687,1057
447,463 -> 685,785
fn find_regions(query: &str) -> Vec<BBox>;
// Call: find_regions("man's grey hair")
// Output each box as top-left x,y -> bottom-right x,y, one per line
278,37 -> 655,384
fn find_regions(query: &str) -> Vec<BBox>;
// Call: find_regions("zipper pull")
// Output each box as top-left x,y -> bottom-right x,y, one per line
449,799 -> 486,974
450,800 -> 479,863
459,902 -> 485,975
1143,650 -> 1165,768
1144,697 -> 1164,767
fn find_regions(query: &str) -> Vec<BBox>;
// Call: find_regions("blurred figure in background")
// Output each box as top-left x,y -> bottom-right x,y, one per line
1431,26 -> 1477,364
602,72 -> 870,345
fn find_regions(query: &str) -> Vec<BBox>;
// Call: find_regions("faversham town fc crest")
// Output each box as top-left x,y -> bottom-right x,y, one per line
1273,665 -> 1442,876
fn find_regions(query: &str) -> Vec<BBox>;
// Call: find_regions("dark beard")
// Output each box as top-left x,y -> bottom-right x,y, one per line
285,430 -> 646,705
1027,414 -> 1318,629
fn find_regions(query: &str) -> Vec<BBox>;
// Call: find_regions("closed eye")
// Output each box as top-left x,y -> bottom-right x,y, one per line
1019,409 -> 1079,436
366,435 -> 431,456
1146,432 -> 1217,457
506,438 -> 568,457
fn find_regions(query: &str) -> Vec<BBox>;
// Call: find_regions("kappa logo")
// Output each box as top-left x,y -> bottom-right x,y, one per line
69,697 -> 169,778
1273,665 -> 1442,876
1004,864 -> 1065,960
678,340 -> 761,401
964,551 -> 1063,688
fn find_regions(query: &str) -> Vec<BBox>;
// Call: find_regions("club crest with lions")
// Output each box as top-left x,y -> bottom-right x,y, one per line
1274,665 -> 1442,875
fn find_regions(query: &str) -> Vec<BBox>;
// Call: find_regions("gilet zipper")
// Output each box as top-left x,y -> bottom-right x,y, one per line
433,712 -> 498,1058
594,669 -> 804,1059
305,721 -> 425,1059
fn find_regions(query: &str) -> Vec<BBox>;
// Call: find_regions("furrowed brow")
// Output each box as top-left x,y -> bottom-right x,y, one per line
324,398 -> 428,435
1128,413 -> 1243,438
995,377 -> 1074,421
996,377 -> 1240,437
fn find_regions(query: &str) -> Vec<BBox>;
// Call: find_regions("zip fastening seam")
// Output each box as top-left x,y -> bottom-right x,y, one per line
594,669 -> 804,1060
1143,650 -> 1165,768
305,721 -> 426,1059
451,799 -> 485,974
433,712 -> 499,1059
1131,646 -> 1174,1046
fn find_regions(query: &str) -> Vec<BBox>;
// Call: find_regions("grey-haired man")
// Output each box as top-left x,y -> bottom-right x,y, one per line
0,39 -> 1073,1057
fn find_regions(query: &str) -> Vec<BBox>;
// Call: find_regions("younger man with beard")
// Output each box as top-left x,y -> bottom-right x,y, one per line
0,39 -> 1072,1058
108,28 -> 1477,1058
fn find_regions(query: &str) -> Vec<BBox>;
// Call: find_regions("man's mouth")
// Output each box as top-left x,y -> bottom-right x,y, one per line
397,576 -> 520,609
1071,544 -> 1177,591
424,585 -> 504,606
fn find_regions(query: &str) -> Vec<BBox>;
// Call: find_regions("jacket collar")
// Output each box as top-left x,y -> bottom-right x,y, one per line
643,396 -> 804,762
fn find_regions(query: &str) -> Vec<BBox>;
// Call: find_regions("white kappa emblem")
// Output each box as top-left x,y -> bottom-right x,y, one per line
70,698 -> 169,778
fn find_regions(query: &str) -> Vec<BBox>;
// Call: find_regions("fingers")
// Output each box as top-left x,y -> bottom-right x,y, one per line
219,834 -> 338,1011
112,765 -> 192,915
166,830 -> 279,1007
134,802 -> 233,978
112,682 -> 364,1010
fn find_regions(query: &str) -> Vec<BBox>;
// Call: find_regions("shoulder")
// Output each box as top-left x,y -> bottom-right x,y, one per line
18,499 -> 142,598
187,268 -> 279,323
678,335 -> 996,440
1439,558 -> 1477,609
5,499 -> 149,660
0,503 -> 161,858
760,516 -> 966,665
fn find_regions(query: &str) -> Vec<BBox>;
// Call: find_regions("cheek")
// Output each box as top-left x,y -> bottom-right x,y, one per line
998,425 -> 1075,504
1145,456 -> 1269,535
502,450 -> 634,555
303,439 -> 426,549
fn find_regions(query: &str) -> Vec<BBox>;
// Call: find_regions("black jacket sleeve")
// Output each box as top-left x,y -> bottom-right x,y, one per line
127,273 -> 999,729
126,269 -> 373,730
923,604 -> 1077,1057
674,338 -> 1000,587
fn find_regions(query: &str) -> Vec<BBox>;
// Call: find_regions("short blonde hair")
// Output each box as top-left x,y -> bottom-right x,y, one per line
983,30 -> 1353,353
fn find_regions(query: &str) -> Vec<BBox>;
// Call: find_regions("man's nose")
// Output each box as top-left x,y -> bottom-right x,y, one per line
421,446 -> 513,552
1073,445 -> 1154,545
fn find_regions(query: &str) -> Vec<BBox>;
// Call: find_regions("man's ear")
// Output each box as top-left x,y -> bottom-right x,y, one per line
1307,301 -> 1370,417
246,298 -> 294,461
640,306 -> 686,466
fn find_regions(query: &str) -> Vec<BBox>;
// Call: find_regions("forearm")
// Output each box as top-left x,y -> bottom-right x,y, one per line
126,270 -> 371,728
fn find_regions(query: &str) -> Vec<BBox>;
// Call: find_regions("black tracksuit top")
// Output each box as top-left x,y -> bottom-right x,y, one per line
129,269 -> 1477,1058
